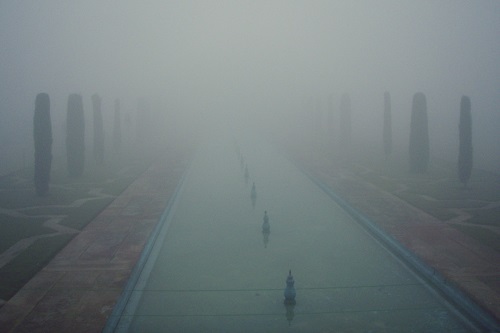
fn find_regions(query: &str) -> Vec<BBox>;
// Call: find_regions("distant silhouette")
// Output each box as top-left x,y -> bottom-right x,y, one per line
339,93 -> 352,159
250,182 -> 257,208
383,91 -> 392,160
113,98 -> 122,153
136,98 -> 151,148
262,211 -> 270,248
33,93 -> 52,196
244,165 -> 249,184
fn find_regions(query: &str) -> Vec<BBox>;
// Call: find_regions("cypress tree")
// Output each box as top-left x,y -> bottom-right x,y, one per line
326,94 -> 335,158
136,98 -> 150,148
383,91 -> 392,159
339,93 -> 352,158
458,95 -> 472,186
327,94 -> 335,135
314,99 -> 322,153
113,99 -> 122,152
92,94 -> 104,165
33,93 -> 52,196
124,112 -> 131,148
409,92 -> 429,173
66,94 -> 85,177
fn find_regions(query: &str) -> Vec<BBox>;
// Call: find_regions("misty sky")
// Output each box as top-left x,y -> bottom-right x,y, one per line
1,1 -> 499,171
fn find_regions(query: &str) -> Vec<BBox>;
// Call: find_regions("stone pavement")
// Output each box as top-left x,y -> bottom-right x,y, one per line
306,164 -> 500,329
0,151 -> 188,333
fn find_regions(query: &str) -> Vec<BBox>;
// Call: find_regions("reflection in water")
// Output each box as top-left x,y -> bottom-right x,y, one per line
244,164 -> 249,184
262,211 -> 270,248
285,302 -> 295,326
284,270 -> 297,326
262,211 -> 270,231
118,137 -> 479,332
250,182 -> 257,208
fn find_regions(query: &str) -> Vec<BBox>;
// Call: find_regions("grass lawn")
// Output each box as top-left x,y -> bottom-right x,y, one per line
0,215 -> 53,253
59,198 -> 115,230
393,191 -> 459,221
0,155 -> 150,301
0,234 -> 74,300
350,147 -> 500,223
465,206 -> 500,227
452,224 -> 500,252
345,146 -> 500,251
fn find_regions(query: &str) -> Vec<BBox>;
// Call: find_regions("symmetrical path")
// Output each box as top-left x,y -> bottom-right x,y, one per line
109,134 -> 481,332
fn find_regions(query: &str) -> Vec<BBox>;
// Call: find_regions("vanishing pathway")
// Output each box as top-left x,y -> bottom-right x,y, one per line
110,135 -> 479,332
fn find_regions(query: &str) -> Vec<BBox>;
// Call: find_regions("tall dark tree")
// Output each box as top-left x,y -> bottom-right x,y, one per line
66,94 -> 85,177
314,98 -> 322,153
92,94 -> 104,165
458,95 -> 473,186
33,93 -> 52,196
383,91 -> 392,159
339,93 -> 352,158
327,94 -> 335,151
113,99 -> 122,152
409,92 -> 429,173
136,98 -> 150,148
124,111 -> 132,148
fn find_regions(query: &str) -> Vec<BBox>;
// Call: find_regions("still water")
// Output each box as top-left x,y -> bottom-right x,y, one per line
112,134 -> 475,332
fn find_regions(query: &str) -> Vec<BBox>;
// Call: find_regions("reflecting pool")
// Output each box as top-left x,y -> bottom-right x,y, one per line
110,134 -> 477,332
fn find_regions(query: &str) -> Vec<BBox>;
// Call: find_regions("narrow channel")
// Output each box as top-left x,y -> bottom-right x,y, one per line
112,132 -> 476,332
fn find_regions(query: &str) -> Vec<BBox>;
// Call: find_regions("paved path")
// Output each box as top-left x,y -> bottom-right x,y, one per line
0,151 -> 188,333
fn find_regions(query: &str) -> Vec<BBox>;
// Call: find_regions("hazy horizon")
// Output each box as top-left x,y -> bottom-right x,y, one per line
1,1 -> 499,173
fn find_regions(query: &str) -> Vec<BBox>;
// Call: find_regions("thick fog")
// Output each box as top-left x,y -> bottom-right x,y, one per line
1,1 -> 499,173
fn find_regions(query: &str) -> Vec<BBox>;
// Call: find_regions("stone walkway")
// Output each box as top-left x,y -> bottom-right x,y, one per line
0,154 -> 188,332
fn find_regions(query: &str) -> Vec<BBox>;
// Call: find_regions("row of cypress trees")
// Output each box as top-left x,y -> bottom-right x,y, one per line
321,92 -> 473,186
33,93 -> 124,196
405,93 -> 472,186
387,92 -> 473,186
